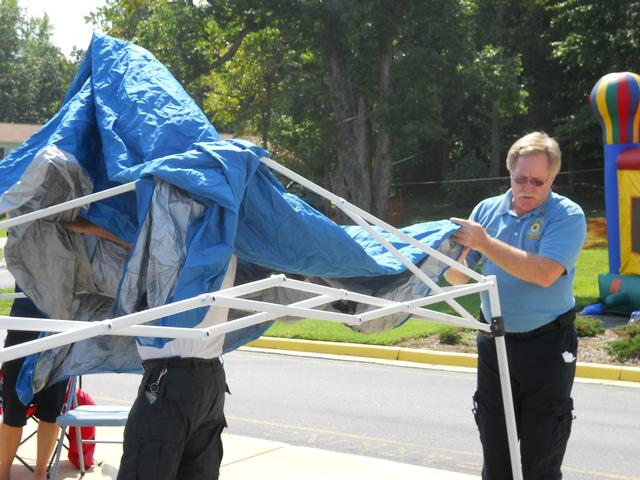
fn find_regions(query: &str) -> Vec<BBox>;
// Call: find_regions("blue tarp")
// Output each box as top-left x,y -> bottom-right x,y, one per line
0,34 -> 460,402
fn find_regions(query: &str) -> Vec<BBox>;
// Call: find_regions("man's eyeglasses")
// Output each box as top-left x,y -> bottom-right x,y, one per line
511,175 -> 548,187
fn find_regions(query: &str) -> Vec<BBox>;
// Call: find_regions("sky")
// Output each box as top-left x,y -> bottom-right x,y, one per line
19,0 -> 107,56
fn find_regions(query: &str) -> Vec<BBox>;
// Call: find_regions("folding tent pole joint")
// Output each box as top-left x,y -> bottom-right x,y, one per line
489,316 -> 505,338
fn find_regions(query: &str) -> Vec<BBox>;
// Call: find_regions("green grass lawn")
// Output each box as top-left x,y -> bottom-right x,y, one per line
265,247 -> 608,345
265,318 -> 448,345
0,288 -> 13,314
574,248 -> 606,308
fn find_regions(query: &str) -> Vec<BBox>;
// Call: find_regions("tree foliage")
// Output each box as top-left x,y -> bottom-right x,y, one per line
92,0 -> 480,217
6,0 -> 636,217
0,0 -> 76,123
546,0 -> 640,160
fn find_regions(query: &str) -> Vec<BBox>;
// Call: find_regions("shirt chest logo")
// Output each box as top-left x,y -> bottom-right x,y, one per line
526,220 -> 543,240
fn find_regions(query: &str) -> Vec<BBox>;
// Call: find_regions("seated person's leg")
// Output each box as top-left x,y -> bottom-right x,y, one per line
0,349 -> 31,480
0,424 -> 24,480
34,421 -> 59,479
32,379 -> 67,479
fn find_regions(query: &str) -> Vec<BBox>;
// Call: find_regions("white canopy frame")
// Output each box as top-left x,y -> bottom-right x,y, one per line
0,157 -> 522,479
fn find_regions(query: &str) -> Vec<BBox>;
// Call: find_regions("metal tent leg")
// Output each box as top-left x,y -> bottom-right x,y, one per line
487,276 -> 523,480
495,334 -> 523,480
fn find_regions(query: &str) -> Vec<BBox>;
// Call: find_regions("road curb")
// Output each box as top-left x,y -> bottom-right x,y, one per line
248,337 -> 640,382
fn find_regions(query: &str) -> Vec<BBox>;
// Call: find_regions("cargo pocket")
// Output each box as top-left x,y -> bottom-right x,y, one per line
545,397 -> 574,475
471,391 -> 491,447
130,420 -> 186,480
552,398 -> 574,441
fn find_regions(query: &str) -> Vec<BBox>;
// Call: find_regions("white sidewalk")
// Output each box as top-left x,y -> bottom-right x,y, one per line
7,428 -> 479,480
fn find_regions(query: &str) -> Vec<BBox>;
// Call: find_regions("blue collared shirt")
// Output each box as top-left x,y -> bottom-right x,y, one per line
467,189 -> 586,332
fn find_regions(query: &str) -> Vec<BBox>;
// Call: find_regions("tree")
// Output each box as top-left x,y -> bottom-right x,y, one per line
0,0 -> 76,123
94,1 -> 598,217
546,0 -> 640,164
90,0 -> 237,107
463,45 -> 528,176
217,0 -> 402,217
92,0 -> 474,218
203,28 -> 287,144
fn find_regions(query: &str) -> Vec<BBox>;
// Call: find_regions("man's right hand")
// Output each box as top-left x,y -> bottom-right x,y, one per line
63,218 -> 132,249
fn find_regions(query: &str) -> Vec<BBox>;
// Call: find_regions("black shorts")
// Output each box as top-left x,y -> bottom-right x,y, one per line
1,291 -> 67,427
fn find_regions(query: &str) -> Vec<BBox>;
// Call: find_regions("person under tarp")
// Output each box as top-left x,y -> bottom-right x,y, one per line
58,216 -> 236,479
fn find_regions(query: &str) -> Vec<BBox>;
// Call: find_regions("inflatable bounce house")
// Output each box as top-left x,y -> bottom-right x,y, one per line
587,72 -> 640,316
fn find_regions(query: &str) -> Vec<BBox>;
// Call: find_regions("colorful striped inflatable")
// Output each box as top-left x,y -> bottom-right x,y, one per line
591,72 -> 640,274
590,72 -> 640,145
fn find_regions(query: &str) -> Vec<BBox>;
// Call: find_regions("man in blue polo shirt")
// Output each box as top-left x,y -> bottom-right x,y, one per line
445,131 -> 586,479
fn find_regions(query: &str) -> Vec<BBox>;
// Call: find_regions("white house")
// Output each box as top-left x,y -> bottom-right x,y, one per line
0,122 -> 42,159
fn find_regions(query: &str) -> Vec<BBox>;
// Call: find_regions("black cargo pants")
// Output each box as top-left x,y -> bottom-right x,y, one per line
117,357 -> 227,480
474,323 -> 577,479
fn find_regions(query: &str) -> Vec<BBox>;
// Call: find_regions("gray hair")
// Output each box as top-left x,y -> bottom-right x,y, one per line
506,131 -> 561,178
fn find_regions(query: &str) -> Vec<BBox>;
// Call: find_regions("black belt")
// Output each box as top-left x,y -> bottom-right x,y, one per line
142,356 -> 221,371
481,308 -> 576,340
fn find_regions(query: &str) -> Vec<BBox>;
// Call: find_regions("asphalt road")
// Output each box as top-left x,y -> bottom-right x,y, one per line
79,350 -> 640,480
0,268 -> 13,289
